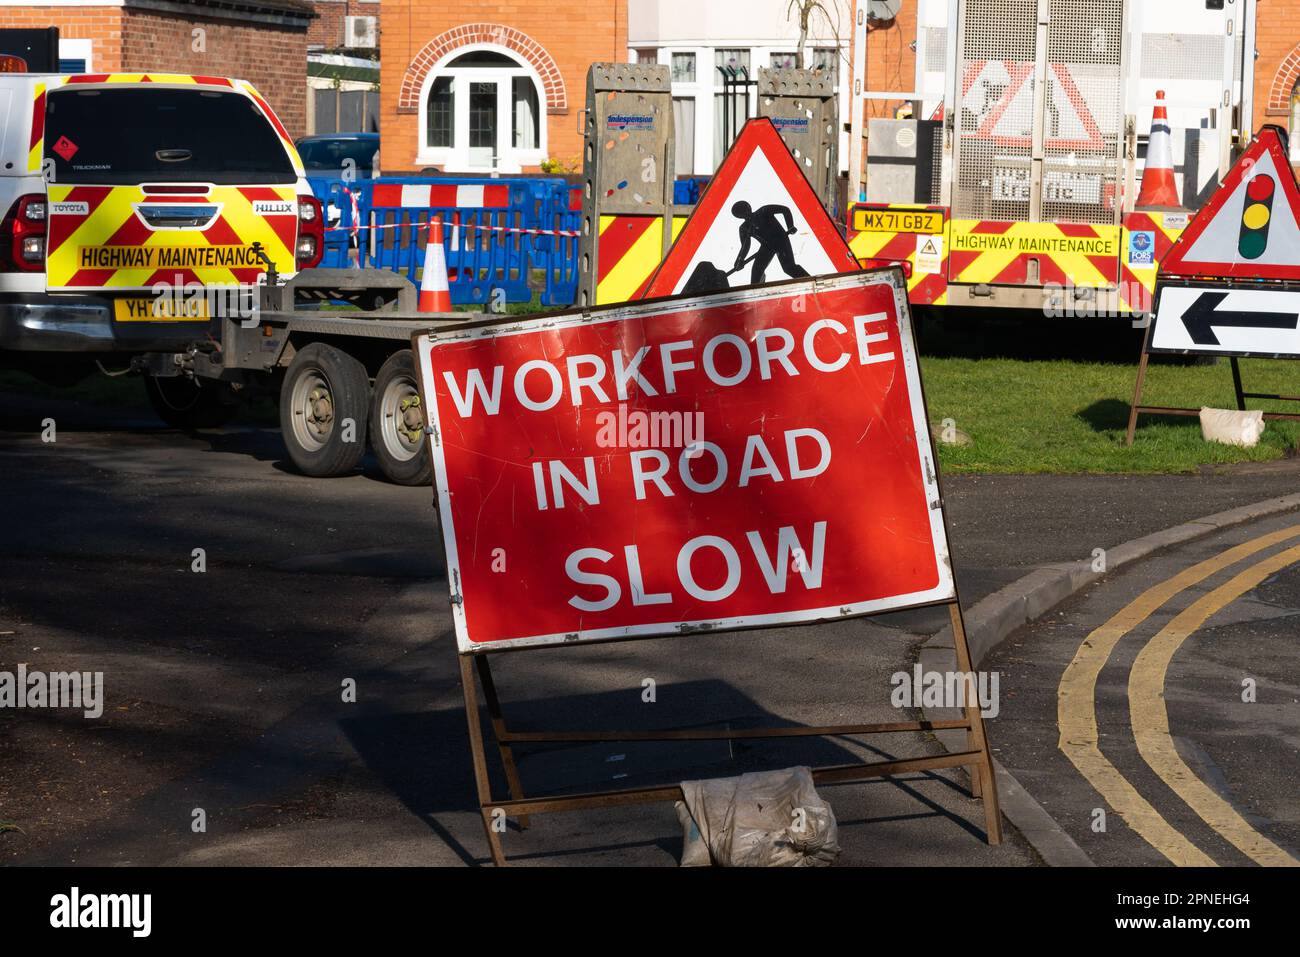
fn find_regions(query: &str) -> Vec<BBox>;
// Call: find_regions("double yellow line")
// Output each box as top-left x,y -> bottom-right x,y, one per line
1058,525 -> 1300,866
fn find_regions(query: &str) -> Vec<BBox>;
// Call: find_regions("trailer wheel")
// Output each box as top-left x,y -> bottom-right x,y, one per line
144,374 -> 240,429
369,349 -> 432,486
280,343 -> 369,477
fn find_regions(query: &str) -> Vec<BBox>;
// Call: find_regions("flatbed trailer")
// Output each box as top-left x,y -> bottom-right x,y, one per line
128,265 -> 470,486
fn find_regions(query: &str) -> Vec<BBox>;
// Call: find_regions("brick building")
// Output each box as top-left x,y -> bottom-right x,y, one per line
307,0 -> 376,52
0,0 -> 315,137
1256,0 -> 1300,142
380,1 -> 628,174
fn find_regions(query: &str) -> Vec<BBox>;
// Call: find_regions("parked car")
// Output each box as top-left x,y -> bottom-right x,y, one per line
294,133 -> 379,181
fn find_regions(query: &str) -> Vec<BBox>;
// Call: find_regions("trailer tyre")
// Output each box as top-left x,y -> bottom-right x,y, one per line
144,374 -> 241,430
369,349 -> 432,486
280,343 -> 370,477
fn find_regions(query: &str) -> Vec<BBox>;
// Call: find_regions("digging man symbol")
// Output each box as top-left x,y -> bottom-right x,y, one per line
732,201 -> 810,284
681,200 -> 812,295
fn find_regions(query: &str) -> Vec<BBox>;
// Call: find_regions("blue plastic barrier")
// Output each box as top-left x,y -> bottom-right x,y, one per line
366,178 -> 536,306
309,177 -> 368,270
307,174 -> 703,308
673,177 -> 710,205
537,185 -> 582,307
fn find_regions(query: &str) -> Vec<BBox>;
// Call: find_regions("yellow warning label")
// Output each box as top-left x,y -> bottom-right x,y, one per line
78,246 -> 263,270
949,230 -> 1118,257
853,209 -> 944,234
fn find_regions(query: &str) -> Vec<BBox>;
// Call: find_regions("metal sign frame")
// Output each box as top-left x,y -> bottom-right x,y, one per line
1127,125 -> 1300,444
1125,278 -> 1300,444
411,269 -> 1003,865
576,63 -> 684,307
756,67 -> 840,216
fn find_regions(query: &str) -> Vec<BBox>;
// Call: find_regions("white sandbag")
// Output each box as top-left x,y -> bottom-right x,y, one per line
1199,407 -> 1266,447
675,766 -> 840,867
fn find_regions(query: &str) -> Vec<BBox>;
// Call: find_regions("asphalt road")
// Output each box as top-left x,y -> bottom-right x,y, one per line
1,383 -> 1298,866
987,509 -> 1300,867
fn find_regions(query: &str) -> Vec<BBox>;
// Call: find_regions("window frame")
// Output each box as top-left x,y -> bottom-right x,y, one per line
416,44 -> 548,173
670,51 -> 696,83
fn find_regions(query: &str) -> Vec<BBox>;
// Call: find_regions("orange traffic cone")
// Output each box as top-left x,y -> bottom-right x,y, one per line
1136,90 -> 1181,208
418,215 -> 451,313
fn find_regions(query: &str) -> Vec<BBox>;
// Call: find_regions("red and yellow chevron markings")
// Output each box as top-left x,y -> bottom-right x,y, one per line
46,183 -> 298,291
948,220 -> 1120,288
1120,211 -> 1185,316
848,204 -> 949,306
595,215 -> 686,304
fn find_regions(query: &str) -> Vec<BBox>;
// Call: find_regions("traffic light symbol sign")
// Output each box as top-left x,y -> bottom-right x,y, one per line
1239,174 -> 1275,260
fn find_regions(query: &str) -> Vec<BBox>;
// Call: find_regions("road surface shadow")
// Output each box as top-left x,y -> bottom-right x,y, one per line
340,679 -> 977,862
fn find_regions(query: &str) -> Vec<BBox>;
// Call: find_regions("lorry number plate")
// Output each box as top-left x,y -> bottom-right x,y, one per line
853,209 -> 944,234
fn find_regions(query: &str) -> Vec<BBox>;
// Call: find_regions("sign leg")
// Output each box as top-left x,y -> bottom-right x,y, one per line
460,655 -> 508,866
475,655 -> 531,829
949,603 -> 1004,845
1126,327 -> 1154,446
1230,357 -> 1246,411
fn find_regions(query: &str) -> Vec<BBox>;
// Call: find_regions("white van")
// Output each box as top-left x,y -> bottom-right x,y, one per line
0,72 -> 323,421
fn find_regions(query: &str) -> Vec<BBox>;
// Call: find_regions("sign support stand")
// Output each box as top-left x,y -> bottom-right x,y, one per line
456,596 -> 1002,866
1126,322 -> 1300,446
1127,126 -> 1300,443
418,270 -> 1004,865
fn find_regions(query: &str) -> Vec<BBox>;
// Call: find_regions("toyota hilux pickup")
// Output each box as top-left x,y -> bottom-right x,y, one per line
0,72 -> 323,426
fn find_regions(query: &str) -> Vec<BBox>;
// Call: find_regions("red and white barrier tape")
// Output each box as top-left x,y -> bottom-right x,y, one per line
323,218 -> 579,238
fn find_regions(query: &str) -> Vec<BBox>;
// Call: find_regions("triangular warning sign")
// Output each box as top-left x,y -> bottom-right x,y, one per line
1160,126 -> 1300,281
639,118 -> 858,299
960,60 -> 1103,151
920,237 -> 938,256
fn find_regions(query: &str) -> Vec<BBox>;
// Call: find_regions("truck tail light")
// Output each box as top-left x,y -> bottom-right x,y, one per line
1,194 -> 47,272
857,256 -> 912,279
296,196 -> 324,269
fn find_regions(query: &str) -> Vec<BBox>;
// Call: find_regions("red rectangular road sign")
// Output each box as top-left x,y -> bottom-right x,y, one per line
414,270 -> 955,652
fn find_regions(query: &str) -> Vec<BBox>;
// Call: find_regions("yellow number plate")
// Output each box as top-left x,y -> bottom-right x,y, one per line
853,209 -> 944,234
113,297 -> 211,322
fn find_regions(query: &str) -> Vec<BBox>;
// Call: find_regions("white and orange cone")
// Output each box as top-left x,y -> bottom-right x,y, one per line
417,215 -> 451,313
1136,89 -> 1181,208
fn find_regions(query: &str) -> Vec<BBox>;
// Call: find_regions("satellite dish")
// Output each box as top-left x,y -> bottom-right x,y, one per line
867,0 -> 903,21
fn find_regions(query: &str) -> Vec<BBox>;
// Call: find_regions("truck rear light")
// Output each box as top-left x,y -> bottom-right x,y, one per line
296,196 -> 323,269
1,194 -> 47,272
858,256 -> 912,279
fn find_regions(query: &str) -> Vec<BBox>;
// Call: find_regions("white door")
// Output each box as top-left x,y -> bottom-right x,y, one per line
467,79 -> 501,170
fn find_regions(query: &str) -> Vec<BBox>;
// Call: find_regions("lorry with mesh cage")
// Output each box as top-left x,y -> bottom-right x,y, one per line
847,0 -> 1257,318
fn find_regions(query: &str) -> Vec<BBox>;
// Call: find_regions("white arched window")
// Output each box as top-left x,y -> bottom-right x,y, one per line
418,48 -> 546,173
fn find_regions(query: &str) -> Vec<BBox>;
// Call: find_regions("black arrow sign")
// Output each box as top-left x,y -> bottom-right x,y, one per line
1180,290 -> 1299,346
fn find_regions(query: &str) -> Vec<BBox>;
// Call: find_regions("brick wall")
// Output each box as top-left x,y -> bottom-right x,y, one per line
310,0 -> 345,49
0,4 -> 310,138
864,8 -> 919,119
120,11 -> 309,137
0,6 -> 125,69
309,0 -> 379,50
381,1 -> 628,172
1255,0 -> 1300,127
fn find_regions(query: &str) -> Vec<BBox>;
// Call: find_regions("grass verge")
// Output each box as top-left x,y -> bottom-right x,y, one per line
922,316 -> 1299,473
